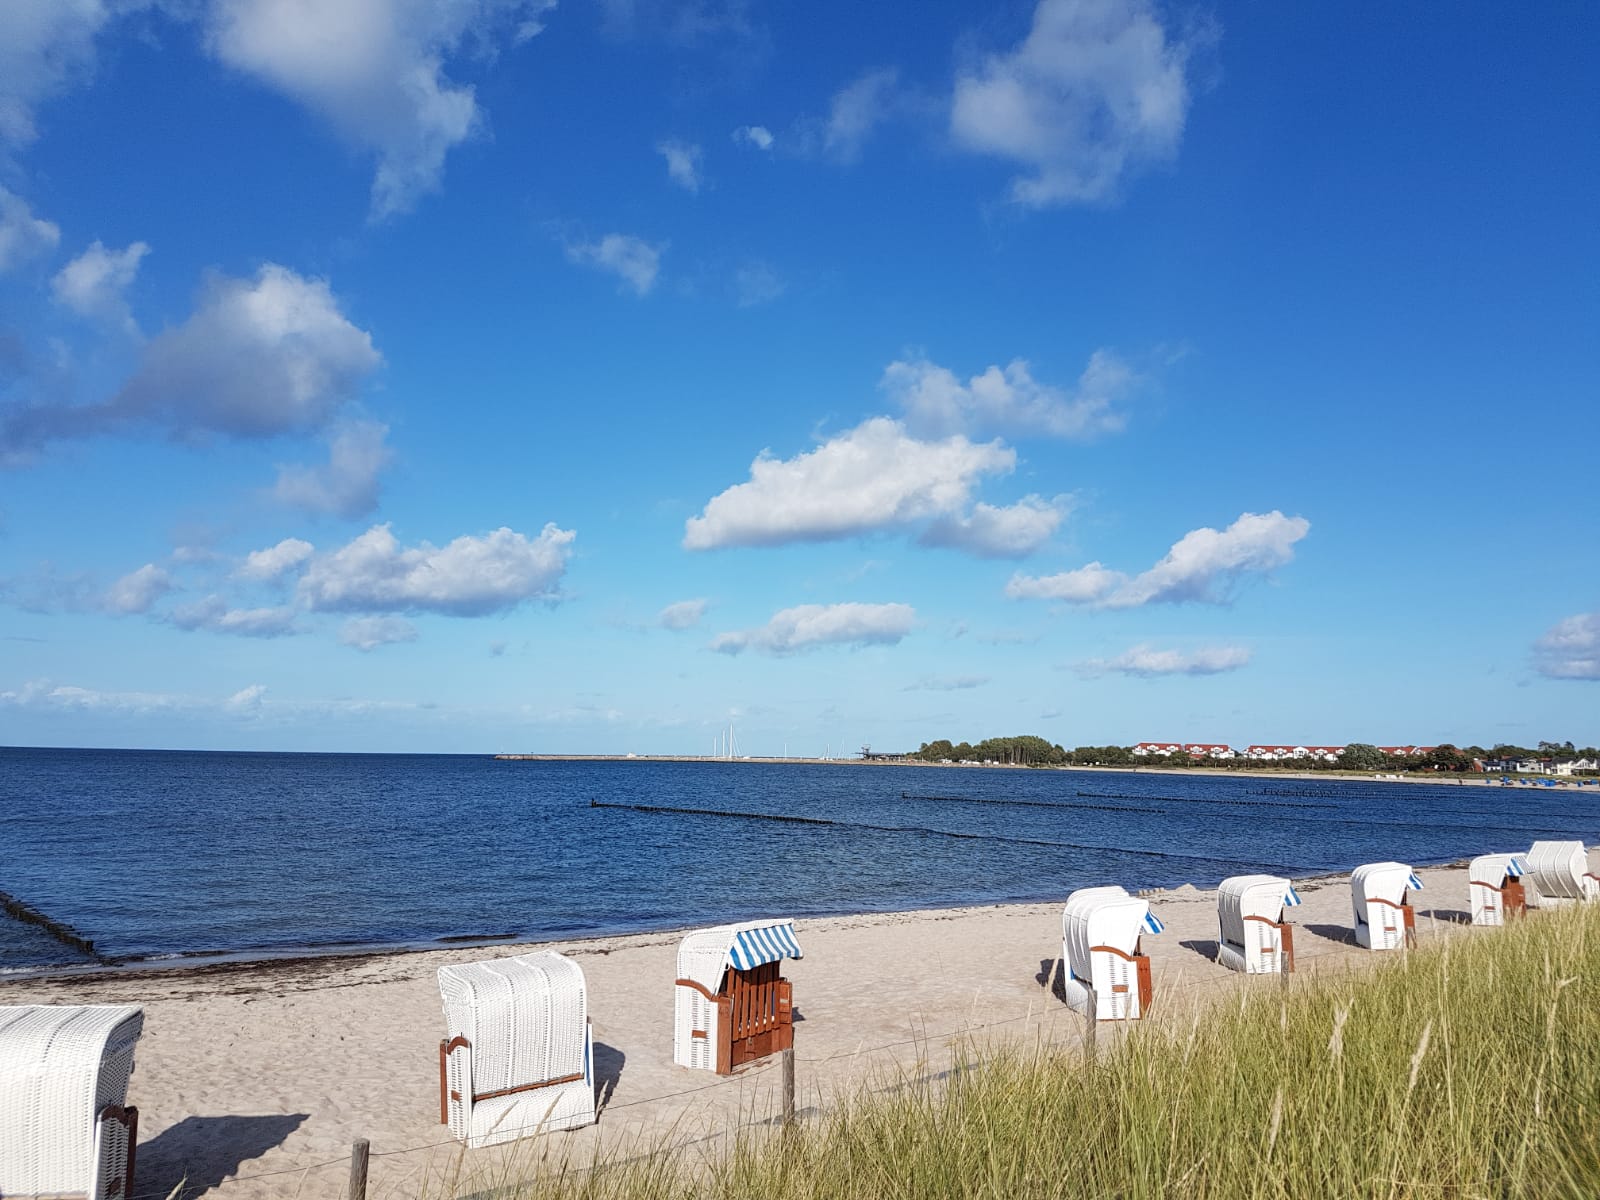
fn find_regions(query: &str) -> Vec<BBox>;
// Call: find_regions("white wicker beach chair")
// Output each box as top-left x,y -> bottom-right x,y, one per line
437,951 -> 595,1148
674,919 -> 802,1074
1216,875 -> 1301,973
1060,886 -> 1163,1020
1523,841 -> 1599,907
1351,862 -> 1421,950
1467,854 -> 1527,926
0,1004 -> 143,1200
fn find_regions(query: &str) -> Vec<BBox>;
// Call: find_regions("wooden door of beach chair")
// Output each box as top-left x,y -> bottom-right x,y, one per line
437,951 -> 596,1148
724,960 -> 794,1071
0,1004 -> 143,1200
674,920 -> 803,1074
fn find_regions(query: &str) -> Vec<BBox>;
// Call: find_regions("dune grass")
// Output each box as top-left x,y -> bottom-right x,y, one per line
442,904 -> 1600,1200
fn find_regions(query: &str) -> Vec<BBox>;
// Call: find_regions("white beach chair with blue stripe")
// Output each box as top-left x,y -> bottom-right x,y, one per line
1468,854 -> 1527,925
1060,886 -> 1162,1020
674,919 -> 803,1074
1351,863 -> 1421,950
0,1005 -> 143,1200
1217,875 -> 1301,973
1523,841 -> 1599,907
437,951 -> 595,1147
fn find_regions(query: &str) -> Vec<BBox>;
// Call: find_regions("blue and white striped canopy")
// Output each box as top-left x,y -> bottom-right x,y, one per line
727,922 -> 804,972
1283,886 -> 1304,907
1143,911 -> 1165,935
1407,872 -> 1425,891
1506,858 -> 1525,877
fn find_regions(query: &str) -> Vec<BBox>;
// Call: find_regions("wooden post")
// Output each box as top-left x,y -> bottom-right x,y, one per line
781,1046 -> 795,1125
1084,988 -> 1097,1061
348,1139 -> 370,1200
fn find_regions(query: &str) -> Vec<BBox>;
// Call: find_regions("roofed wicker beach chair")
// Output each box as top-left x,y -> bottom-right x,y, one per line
1216,875 -> 1302,974
1524,840 -> 1599,907
437,951 -> 595,1148
1468,853 -> 1528,925
1060,886 -> 1163,1020
1351,862 -> 1422,950
0,1004 -> 143,1200
674,919 -> 802,1074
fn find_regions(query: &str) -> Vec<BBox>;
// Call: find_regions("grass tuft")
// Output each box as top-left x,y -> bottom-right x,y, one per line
449,904 -> 1600,1199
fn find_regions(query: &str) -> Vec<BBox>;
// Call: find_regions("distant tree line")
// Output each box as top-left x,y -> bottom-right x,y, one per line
913,736 -> 1068,766
909,737 -> 1600,773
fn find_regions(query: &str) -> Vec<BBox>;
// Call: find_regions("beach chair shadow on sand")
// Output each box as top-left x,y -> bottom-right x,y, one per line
592,1041 -> 625,1114
1303,923 -> 1358,947
1179,937 -> 1222,963
135,1113 -> 308,1199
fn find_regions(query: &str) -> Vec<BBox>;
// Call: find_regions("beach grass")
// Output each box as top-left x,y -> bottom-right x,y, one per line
431,901 -> 1600,1200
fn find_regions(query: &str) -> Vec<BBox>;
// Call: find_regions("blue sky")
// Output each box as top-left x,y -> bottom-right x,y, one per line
1,0 -> 1596,755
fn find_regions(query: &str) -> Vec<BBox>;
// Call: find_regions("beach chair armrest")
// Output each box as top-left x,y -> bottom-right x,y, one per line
90,1104 -> 138,1200
440,1036 -> 471,1126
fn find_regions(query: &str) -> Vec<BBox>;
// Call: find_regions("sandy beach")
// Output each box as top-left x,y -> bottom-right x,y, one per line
0,862 -> 1499,1199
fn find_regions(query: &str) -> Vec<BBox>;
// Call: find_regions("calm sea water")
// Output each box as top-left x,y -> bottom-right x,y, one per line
1,748 -> 1594,973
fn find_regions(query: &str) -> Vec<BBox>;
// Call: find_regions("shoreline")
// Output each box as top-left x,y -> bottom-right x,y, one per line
492,753 -> 1533,786
1,851 -> 1489,985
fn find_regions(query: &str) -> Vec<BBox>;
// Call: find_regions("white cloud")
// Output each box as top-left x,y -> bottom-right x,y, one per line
338,614 -> 419,651
825,68 -> 900,161
711,601 -> 915,655
103,563 -> 174,614
732,123 -> 773,150
513,0 -> 558,42
272,419 -> 393,517
224,683 -> 268,713
733,259 -> 784,307
1533,612 -> 1600,680
903,674 -> 989,691
116,263 -> 378,435
205,0 -> 548,219
658,597 -> 707,630
236,536 -> 315,581
4,264 -> 380,457
883,350 -> 1134,440
0,677 -> 183,715
297,522 -> 574,615
0,187 -> 61,272
0,0 -> 110,146
656,139 -> 703,192
951,0 -> 1200,206
1075,643 -> 1252,678
684,417 -> 1015,551
920,495 -> 1066,558
170,595 -> 300,637
51,239 -> 150,332
564,232 -> 663,296
1007,511 -> 1310,608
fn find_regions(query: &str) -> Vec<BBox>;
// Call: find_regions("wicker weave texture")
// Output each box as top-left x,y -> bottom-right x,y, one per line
1217,874 -> 1290,974
1468,854 -> 1522,925
437,951 -> 595,1147
0,1004 -> 143,1200
1525,841 -> 1597,906
1060,887 -> 1148,1020
1351,862 -> 1412,950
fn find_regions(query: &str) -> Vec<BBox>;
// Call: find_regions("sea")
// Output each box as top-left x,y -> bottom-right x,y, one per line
1,747 -> 1593,975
